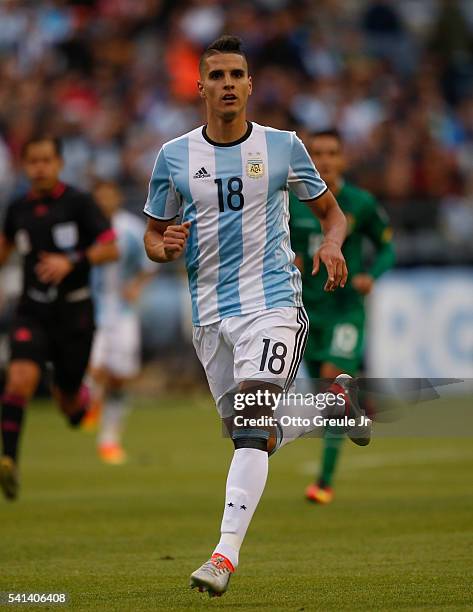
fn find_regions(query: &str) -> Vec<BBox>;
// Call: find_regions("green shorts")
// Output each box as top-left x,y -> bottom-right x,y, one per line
304,308 -> 365,377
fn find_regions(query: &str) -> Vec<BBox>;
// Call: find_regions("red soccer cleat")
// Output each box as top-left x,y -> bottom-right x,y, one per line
305,482 -> 334,505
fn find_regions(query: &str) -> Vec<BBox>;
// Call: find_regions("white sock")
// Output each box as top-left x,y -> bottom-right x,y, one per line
85,374 -> 104,402
98,392 -> 129,447
213,448 -> 268,569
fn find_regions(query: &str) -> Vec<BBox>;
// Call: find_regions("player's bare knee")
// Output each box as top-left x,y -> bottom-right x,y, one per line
5,361 -> 40,400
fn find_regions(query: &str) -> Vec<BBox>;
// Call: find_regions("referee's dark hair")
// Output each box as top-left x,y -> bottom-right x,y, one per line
199,35 -> 247,74
21,135 -> 63,159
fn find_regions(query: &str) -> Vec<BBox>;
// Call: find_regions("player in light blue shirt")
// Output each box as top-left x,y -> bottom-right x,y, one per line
88,181 -> 156,464
144,120 -> 329,326
144,35 -> 365,597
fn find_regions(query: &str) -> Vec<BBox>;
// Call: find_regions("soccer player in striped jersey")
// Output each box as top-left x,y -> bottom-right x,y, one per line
85,181 -> 157,464
143,35 -> 367,597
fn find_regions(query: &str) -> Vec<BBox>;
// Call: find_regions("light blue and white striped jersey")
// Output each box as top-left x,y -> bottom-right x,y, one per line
144,122 -> 327,326
92,210 -> 156,327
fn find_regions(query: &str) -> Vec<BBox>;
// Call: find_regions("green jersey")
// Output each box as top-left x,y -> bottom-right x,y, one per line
289,181 -> 395,316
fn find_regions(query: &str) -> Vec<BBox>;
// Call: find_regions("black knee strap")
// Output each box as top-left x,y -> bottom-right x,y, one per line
268,420 -> 283,457
232,428 -> 269,451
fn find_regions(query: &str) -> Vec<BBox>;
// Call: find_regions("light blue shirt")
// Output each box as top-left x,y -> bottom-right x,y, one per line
144,122 -> 327,326
92,210 -> 155,327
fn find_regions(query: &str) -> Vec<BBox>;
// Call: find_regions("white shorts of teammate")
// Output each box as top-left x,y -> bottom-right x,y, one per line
192,307 -> 309,419
90,315 -> 141,379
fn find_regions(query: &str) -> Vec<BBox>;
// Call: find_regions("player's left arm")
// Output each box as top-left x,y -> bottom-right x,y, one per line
288,133 -> 347,291
305,190 -> 348,291
35,194 -> 119,285
352,199 -> 395,296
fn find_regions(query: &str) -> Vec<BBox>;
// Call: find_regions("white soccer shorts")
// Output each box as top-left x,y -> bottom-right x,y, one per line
192,307 -> 309,418
90,314 -> 141,379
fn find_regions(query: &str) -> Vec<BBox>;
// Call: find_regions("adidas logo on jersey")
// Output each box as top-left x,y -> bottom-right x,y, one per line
193,167 -> 211,179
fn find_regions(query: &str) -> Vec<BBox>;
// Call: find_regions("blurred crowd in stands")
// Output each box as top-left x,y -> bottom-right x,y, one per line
1,0 -> 473,263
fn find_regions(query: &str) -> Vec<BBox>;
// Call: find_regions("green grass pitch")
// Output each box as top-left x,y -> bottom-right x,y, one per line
1,395 -> 472,611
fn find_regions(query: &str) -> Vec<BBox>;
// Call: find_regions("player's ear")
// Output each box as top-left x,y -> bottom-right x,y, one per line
197,80 -> 206,99
248,75 -> 252,97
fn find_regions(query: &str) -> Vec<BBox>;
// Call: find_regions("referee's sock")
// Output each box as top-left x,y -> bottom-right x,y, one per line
1,394 -> 26,462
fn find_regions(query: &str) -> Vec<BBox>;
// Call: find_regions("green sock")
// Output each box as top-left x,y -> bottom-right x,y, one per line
318,430 -> 344,488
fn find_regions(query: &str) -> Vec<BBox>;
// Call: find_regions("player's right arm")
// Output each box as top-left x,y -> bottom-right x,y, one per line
144,218 -> 191,263
143,147 -> 188,263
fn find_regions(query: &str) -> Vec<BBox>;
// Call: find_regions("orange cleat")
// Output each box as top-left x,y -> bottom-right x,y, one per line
98,443 -> 127,465
305,483 -> 334,505
81,399 -> 102,432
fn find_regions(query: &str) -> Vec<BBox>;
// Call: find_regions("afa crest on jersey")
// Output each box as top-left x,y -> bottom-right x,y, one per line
247,155 -> 264,179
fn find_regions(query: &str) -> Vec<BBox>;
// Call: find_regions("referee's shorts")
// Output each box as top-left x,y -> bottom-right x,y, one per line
9,292 -> 95,394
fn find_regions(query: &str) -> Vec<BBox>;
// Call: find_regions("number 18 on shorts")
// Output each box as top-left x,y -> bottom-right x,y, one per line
192,307 -> 309,418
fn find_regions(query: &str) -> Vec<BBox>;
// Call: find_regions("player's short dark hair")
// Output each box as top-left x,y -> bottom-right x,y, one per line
310,129 -> 342,143
199,35 -> 247,74
21,135 -> 63,159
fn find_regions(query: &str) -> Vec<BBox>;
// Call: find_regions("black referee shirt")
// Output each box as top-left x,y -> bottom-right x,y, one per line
2,182 -> 114,300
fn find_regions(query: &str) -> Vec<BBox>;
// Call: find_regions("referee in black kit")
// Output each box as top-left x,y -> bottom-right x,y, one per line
0,136 -> 119,500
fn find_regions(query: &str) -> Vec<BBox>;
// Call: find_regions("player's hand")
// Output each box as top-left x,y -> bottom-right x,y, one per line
35,252 -> 73,285
163,221 -> 191,261
312,241 -> 348,291
351,273 -> 374,295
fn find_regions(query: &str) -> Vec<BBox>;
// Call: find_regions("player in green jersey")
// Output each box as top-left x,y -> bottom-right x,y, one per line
289,129 -> 395,504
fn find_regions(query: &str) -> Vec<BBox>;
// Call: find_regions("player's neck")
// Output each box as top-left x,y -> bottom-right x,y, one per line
205,114 -> 249,144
